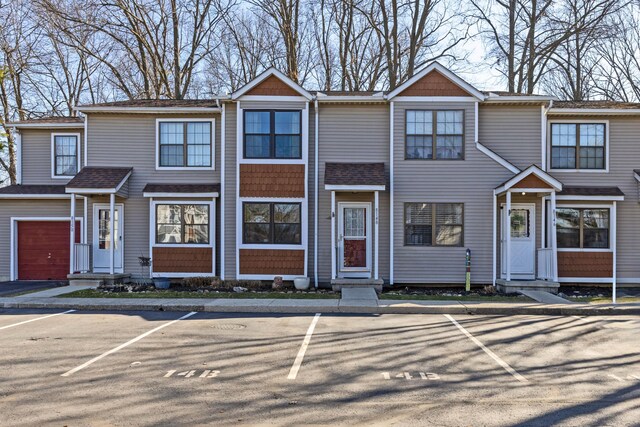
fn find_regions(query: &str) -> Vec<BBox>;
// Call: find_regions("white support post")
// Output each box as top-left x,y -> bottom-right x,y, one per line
109,193 -> 115,275
505,190 -> 512,282
70,193 -> 76,274
389,102 -> 395,285
374,190 -> 379,280
550,190 -> 558,281
83,196 -> 88,245
330,191 -> 336,280
492,192 -> 497,286
612,201 -> 617,304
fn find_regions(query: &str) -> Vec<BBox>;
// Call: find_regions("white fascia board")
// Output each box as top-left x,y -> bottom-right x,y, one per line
386,62 -> 485,100
66,188 -> 117,194
316,96 -> 386,103
0,194 -> 72,199
231,68 -> 313,100
548,108 -> 640,115
556,195 -> 624,201
483,96 -> 556,104
475,142 -> 520,174
324,185 -> 386,191
143,192 -> 219,198
76,107 -> 221,114
497,165 -> 563,193
9,123 -> 84,129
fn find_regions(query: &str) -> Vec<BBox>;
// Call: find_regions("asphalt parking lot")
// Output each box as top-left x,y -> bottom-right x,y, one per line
0,309 -> 639,426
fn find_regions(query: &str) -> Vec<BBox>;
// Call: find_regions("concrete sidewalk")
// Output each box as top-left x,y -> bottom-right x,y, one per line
1,293 -> 639,315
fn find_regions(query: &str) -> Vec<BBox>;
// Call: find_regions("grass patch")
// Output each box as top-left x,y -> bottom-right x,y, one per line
566,296 -> 640,304
379,293 -> 530,302
59,289 -> 339,299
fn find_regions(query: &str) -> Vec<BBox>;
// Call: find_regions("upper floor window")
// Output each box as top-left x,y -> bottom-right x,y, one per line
158,121 -> 212,168
406,110 -> 464,160
244,110 -> 301,159
557,208 -> 609,249
52,134 -> 79,177
404,202 -> 464,247
550,123 -> 605,170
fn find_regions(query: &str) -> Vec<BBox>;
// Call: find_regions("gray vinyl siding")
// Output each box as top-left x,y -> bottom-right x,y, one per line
20,128 -> 84,185
86,113 -> 221,275
547,115 -> 640,282
478,104 -> 542,170
0,199 -> 84,281
317,104 -> 390,283
393,101 -> 513,284
224,104 -> 237,279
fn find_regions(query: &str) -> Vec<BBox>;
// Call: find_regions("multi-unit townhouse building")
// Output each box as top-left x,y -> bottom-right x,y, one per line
1,63 -> 639,293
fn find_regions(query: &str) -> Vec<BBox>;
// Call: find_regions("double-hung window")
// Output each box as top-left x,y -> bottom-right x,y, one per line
406,110 -> 464,160
158,121 -> 212,168
243,202 -> 301,244
244,110 -> 302,159
156,204 -> 210,244
404,203 -> 464,246
53,134 -> 79,177
557,208 -> 609,249
550,123 -> 605,170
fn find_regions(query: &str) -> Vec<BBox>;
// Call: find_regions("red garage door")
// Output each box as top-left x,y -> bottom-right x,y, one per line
17,221 -> 81,280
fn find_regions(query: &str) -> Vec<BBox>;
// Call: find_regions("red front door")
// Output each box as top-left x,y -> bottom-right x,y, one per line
17,221 -> 81,280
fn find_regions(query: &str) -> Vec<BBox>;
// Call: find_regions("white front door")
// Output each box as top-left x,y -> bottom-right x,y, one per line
501,203 -> 535,279
338,203 -> 371,278
93,204 -> 124,273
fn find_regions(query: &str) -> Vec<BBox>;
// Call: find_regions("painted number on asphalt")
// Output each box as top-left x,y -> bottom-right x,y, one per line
164,370 -> 220,378
382,372 -> 440,380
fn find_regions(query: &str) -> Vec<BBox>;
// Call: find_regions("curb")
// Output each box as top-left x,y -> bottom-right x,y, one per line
2,299 -> 639,316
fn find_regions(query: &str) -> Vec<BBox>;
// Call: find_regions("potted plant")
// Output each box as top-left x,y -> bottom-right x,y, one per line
293,277 -> 310,290
137,255 -> 152,285
153,277 -> 171,289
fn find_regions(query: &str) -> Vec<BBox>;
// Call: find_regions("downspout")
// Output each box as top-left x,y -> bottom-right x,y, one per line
541,99 -> 553,171
83,115 -> 88,167
219,98 -> 226,280
389,101 -> 394,285
13,127 -> 22,185
314,98 -> 319,288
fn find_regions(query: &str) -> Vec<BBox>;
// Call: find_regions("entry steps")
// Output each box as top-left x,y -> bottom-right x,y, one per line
331,278 -> 384,292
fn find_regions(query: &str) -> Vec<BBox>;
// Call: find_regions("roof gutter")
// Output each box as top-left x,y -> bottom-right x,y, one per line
548,108 -> 640,115
76,106 -> 222,114
7,122 -> 84,129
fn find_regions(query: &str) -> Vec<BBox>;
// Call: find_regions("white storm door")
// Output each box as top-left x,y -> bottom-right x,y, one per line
338,203 -> 371,278
93,204 -> 124,272
501,203 -> 535,279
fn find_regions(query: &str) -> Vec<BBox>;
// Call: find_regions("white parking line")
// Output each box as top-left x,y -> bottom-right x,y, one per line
288,313 -> 321,380
444,314 -> 529,384
61,311 -> 197,377
0,310 -> 76,331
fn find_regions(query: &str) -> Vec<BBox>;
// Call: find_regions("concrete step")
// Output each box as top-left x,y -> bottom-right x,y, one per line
341,287 -> 378,300
68,279 -> 103,287
496,279 -> 559,294
331,278 -> 384,292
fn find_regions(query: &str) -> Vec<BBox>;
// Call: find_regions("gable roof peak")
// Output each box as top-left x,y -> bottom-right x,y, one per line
386,62 -> 485,100
231,67 -> 313,100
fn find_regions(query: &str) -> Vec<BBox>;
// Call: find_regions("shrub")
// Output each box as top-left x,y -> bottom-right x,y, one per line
181,276 -> 221,289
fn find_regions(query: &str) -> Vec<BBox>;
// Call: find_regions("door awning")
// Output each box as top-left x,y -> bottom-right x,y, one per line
65,167 -> 133,196
324,162 -> 386,191
494,165 -> 562,195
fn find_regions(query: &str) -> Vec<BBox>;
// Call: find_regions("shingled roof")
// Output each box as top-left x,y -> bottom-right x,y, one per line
558,186 -> 624,197
325,162 -> 386,187
66,167 -> 133,190
0,184 -> 68,196
554,100 -> 640,110
79,99 -> 220,108
143,183 -> 220,195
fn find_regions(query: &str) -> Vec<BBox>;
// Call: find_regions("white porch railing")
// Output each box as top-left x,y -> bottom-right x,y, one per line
537,248 -> 553,280
74,243 -> 91,273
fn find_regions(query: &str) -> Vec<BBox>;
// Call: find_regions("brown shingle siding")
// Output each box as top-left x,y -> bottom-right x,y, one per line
240,164 -> 305,198
246,75 -> 300,96
153,247 -> 213,273
398,70 -> 471,97
239,249 -> 304,275
512,174 -> 552,189
558,252 -> 613,278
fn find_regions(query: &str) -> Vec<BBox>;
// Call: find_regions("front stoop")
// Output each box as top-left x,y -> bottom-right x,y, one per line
331,278 -> 384,292
68,273 -> 131,286
496,279 -> 560,294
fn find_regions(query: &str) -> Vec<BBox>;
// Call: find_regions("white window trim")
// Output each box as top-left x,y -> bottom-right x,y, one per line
547,119 -> 609,173
237,197 -> 307,250
10,217 -> 84,281
555,203 -> 614,253
51,132 -> 81,179
150,200 -> 216,248
155,118 -> 216,171
238,109 -> 306,164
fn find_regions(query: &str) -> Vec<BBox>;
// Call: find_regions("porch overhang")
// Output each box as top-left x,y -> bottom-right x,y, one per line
65,167 -> 133,197
324,162 -> 386,191
142,183 -> 220,198
494,164 -> 562,195
557,186 -> 624,201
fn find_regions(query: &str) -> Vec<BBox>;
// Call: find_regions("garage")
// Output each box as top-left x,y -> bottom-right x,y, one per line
17,221 -> 81,280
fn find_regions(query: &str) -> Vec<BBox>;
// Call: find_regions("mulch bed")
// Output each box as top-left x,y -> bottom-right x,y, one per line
381,285 -> 522,298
